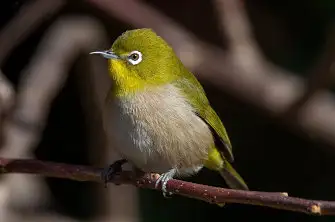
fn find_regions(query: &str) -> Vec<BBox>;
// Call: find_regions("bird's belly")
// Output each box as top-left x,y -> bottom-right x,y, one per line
108,85 -> 214,174
110,113 -> 173,173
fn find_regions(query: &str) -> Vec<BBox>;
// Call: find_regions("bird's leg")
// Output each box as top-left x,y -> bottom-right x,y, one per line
101,159 -> 128,187
155,168 -> 177,198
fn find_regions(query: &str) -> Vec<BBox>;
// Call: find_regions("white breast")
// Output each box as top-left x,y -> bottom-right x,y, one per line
105,84 -> 213,174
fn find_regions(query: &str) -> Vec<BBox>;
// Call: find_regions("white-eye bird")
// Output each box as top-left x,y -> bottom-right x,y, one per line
90,28 -> 248,197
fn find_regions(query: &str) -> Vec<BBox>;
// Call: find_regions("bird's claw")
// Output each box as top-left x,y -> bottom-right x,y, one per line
101,159 -> 128,187
155,169 -> 176,198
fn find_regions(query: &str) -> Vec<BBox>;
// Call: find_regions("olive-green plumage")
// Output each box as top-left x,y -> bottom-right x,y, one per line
90,28 -> 248,197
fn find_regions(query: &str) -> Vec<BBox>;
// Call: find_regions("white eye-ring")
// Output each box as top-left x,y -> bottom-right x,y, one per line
127,51 -> 142,65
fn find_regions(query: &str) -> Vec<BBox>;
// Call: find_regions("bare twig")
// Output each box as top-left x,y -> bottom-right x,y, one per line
0,16 -> 106,215
0,157 -> 335,215
1,16 -> 105,157
0,71 -> 15,150
0,71 -> 14,117
215,0 -> 262,58
0,0 -> 65,66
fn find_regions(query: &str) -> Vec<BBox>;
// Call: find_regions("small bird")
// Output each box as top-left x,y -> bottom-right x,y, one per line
90,28 -> 248,197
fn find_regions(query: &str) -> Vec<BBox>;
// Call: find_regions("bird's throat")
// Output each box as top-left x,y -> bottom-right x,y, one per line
108,60 -> 147,97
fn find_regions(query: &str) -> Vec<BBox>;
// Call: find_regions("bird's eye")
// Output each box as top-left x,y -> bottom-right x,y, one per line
129,53 -> 139,60
127,51 -> 142,65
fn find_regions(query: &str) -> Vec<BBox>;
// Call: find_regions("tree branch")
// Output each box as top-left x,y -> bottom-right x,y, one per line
0,16 -> 107,215
1,157 -> 335,216
0,0 -> 65,66
0,70 -> 14,117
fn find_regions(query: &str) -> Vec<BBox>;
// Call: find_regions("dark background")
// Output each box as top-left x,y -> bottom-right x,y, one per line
1,0 -> 335,222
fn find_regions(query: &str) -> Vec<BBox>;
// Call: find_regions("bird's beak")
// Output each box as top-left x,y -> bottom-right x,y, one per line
89,50 -> 119,59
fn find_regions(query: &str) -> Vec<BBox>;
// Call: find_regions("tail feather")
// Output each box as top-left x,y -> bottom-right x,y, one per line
219,160 -> 249,190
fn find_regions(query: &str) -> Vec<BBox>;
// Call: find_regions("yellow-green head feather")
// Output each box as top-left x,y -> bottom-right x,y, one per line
107,28 -> 186,97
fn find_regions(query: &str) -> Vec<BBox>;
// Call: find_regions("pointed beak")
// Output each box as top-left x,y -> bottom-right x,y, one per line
89,50 -> 119,59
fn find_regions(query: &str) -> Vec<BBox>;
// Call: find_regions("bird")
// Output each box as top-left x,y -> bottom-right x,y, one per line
90,28 -> 248,198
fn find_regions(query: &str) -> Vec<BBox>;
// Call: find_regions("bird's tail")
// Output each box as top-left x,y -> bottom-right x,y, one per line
219,159 -> 249,191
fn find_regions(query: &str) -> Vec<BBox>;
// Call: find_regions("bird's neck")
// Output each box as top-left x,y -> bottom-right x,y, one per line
112,79 -> 147,98
112,77 -> 177,98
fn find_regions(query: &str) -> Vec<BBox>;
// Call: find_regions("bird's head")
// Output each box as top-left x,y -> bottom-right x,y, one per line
90,28 -> 185,96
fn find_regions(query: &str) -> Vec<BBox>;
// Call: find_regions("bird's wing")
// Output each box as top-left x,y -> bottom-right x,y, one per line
173,76 -> 234,162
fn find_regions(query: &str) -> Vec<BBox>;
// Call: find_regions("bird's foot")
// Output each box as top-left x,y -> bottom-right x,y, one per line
155,169 -> 176,198
101,159 -> 128,187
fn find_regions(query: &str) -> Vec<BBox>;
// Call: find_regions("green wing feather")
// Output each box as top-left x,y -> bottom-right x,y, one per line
173,73 -> 249,190
173,74 -> 234,163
